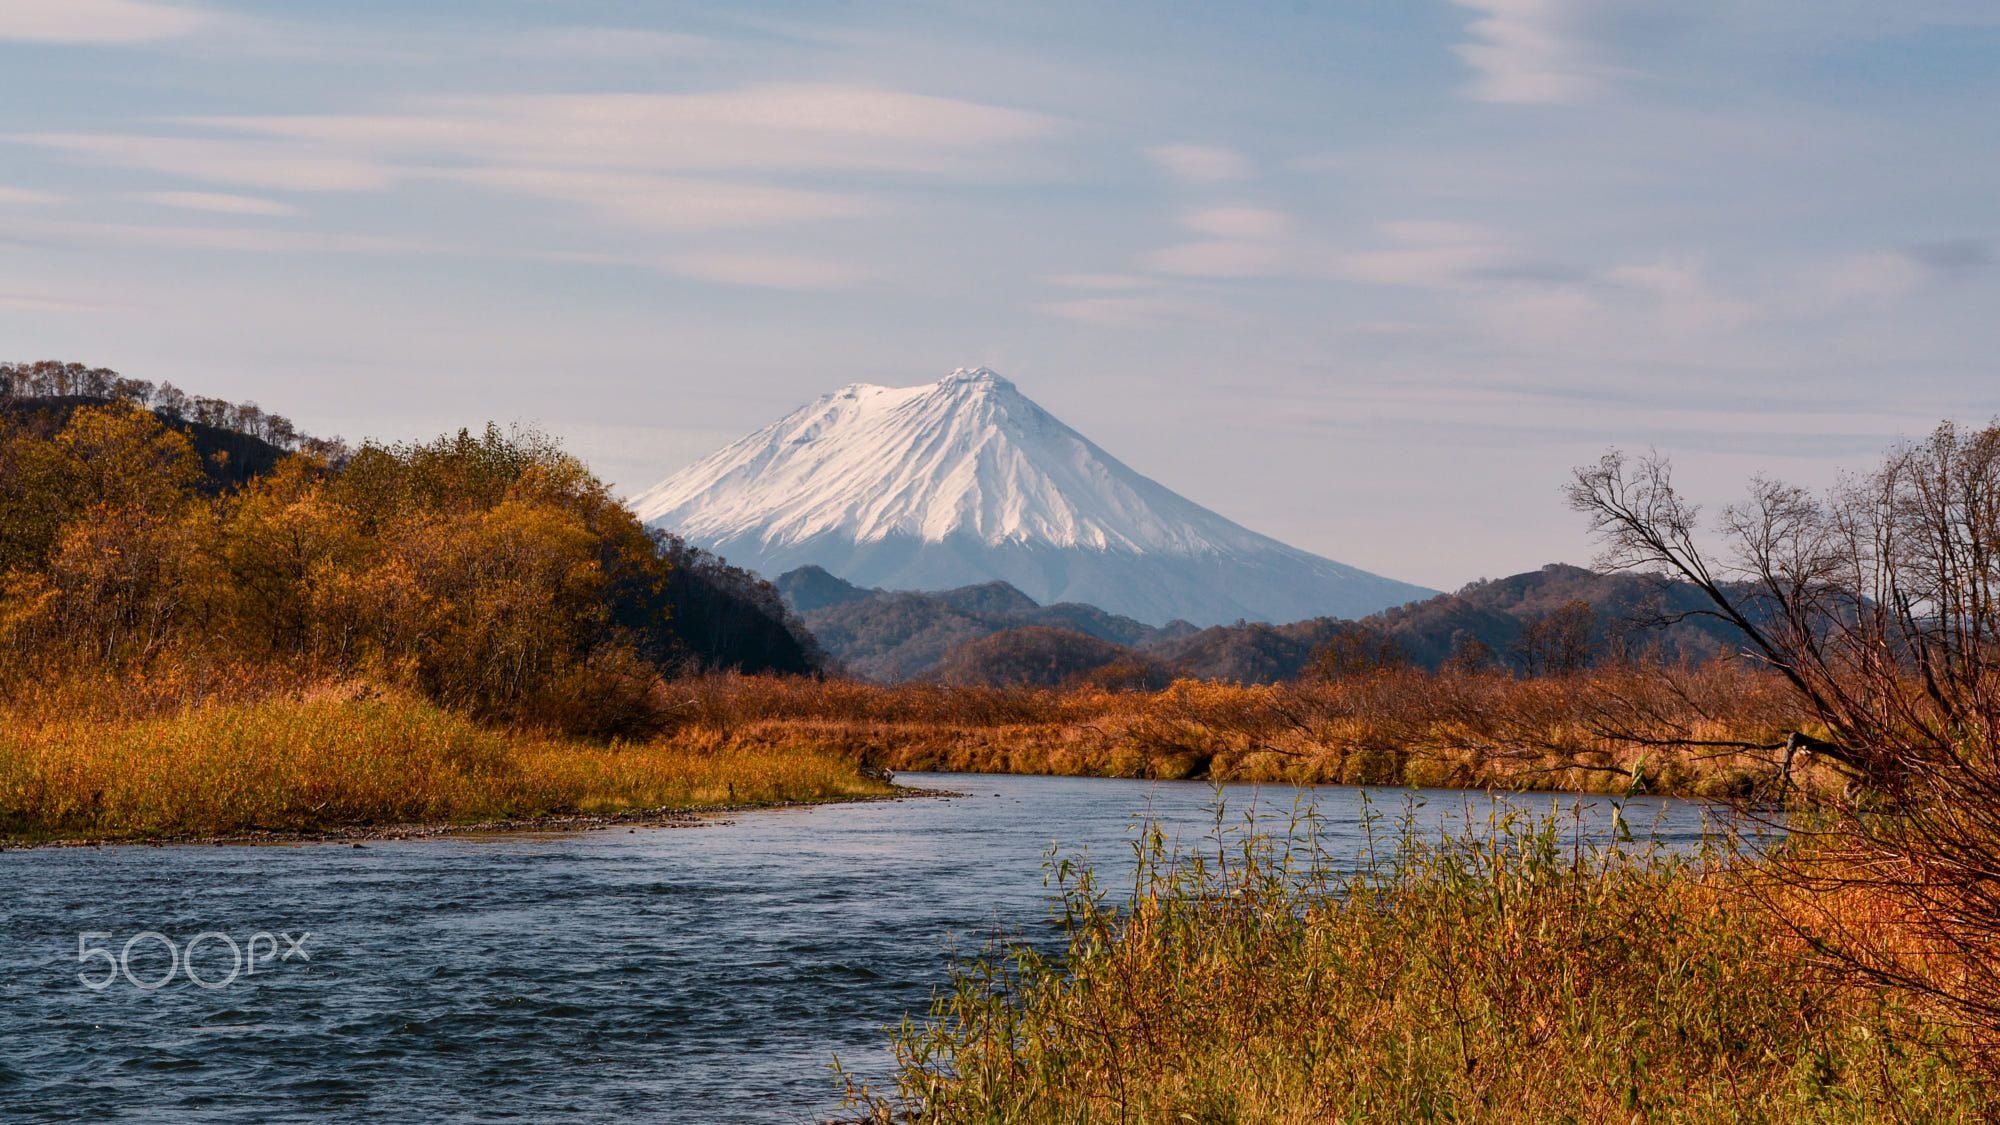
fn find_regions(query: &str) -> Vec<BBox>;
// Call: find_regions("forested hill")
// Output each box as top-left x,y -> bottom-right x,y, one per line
777,565 -> 1165,681
781,562 -> 1754,687
0,360 -> 824,696
1,360 -> 341,489
2,395 -> 295,491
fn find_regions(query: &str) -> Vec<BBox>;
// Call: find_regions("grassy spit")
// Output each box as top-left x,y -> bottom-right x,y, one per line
845,807 -> 1987,1123
0,685 -> 894,843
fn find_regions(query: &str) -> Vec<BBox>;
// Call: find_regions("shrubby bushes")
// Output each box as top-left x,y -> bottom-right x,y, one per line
0,384 -> 820,739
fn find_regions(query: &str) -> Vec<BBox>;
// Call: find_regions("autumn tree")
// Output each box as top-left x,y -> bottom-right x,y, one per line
1569,426 -> 2000,1043
1306,622 -> 1409,681
0,403 -> 202,574
1516,599 -> 1594,676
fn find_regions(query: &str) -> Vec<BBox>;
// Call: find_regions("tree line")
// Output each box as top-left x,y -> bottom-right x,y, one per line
0,364 -> 823,738
0,359 -> 346,460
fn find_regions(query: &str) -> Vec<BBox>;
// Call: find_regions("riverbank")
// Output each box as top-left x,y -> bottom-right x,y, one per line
669,666 -> 1823,799
0,662 -> 1812,843
2,789 -> 942,849
0,686 -> 898,844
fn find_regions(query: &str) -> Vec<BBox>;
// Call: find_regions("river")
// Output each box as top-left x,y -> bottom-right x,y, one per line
0,773 -> 1728,1123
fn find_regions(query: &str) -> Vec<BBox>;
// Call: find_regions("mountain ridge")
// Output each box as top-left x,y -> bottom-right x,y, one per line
779,562 -> 1755,687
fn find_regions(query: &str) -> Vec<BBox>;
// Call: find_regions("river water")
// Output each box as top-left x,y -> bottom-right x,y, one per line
0,773 -> 1728,1123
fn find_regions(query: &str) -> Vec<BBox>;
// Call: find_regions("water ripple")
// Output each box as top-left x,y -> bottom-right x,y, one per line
0,774 -> 1724,1122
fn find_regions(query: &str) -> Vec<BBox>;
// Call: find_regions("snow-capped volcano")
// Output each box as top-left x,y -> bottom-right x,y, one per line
630,367 -> 1433,625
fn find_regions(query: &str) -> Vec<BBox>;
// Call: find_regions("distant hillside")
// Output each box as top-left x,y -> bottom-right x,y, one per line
780,565 -> 1157,681
783,561 -> 1754,686
1371,563 -> 1746,670
1140,618 -> 1354,683
932,626 -> 1150,689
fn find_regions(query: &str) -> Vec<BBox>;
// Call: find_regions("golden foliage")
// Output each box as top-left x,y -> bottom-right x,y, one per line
0,410 -> 681,736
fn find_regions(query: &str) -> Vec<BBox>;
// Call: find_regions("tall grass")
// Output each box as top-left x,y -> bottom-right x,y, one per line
846,806 -> 1984,1122
0,685 -> 891,842
671,663 -> 1813,799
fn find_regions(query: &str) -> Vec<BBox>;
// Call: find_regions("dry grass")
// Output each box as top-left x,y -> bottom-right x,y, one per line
0,658 -> 1811,841
0,681 -> 892,842
845,807 -> 1988,1123
671,663 -> 1818,798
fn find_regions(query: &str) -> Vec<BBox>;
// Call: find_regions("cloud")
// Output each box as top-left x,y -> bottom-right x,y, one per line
448,168 -> 867,230
1039,295 -> 1221,329
1904,237 -> 1994,279
10,132 -> 395,191
1178,206 -> 1292,240
1145,144 -> 1251,183
1144,240 -> 1289,278
548,248 -> 864,290
1451,0 -> 1601,105
1321,221 -> 1517,288
1042,273 -> 1152,290
1813,251 -> 1930,304
135,191 -> 297,216
0,186 -> 61,206
21,219 -> 422,256
489,27 -> 711,60
0,292 -> 105,313
660,252 -> 863,291
1602,259 -> 1758,332
1803,238 -> 1993,309
1138,208 -> 1297,279
1472,286 -> 1606,346
8,83 -> 1055,258
9,83 -> 1056,243
0,0 -> 210,44
193,84 -> 1058,176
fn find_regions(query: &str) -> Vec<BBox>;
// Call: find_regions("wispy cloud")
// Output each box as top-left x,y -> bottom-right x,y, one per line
488,27 -> 712,60
1450,0 -> 1601,105
448,167 -> 867,231
0,0 -> 211,44
1039,295 -> 1223,328
1145,143 -> 1251,183
21,219 -> 422,256
0,291 -> 105,313
1800,238 -> 1994,309
193,84 -> 1058,176
1144,240 -> 1289,278
1322,221 -> 1518,287
1042,273 -> 1151,290
661,252 -> 863,291
1905,237 -> 1994,280
10,132 -> 394,191
8,83 -> 1056,241
135,190 -> 297,216
1178,206 -> 1292,240
1137,207 -> 1298,279
1811,251 -> 1932,305
0,185 -> 61,205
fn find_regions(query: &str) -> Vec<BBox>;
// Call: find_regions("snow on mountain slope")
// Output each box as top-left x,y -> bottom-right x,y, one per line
630,367 -> 1435,626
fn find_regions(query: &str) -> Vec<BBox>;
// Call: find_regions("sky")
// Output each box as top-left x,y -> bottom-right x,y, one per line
1,0 -> 1996,592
